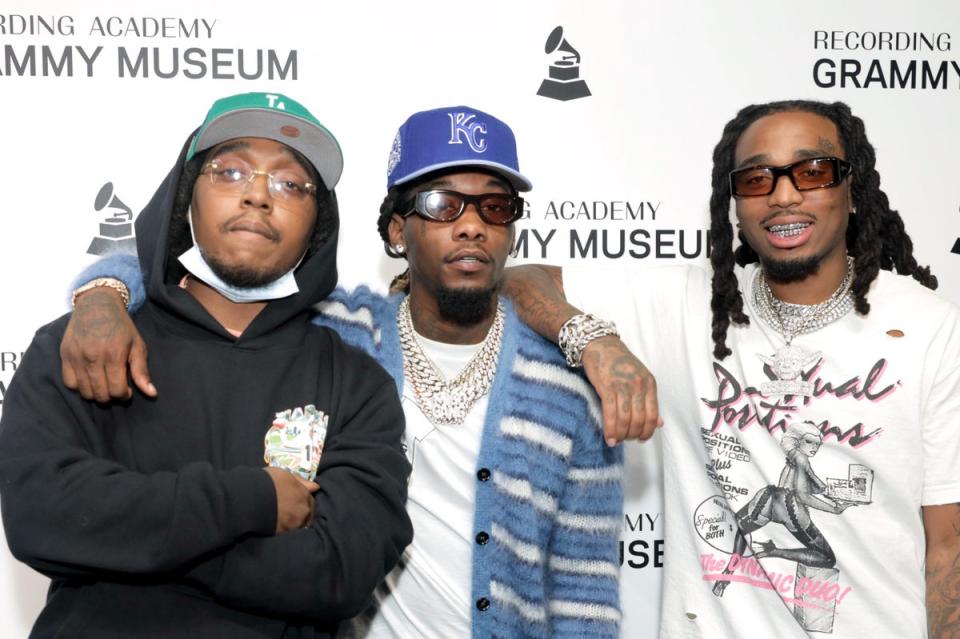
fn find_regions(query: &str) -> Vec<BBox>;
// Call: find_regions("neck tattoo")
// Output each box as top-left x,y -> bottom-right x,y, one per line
397,296 -> 504,426
751,256 -> 855,398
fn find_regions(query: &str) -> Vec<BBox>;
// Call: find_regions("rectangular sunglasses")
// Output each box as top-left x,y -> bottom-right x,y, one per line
729,157 -> 852,197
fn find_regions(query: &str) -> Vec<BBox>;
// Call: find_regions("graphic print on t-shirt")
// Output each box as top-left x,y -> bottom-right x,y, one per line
695,352 -> 895,634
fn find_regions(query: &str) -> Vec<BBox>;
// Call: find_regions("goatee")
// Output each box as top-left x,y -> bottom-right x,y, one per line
436,286 -> 498,327
204,252 -> 290,288
760,255 -> 822,284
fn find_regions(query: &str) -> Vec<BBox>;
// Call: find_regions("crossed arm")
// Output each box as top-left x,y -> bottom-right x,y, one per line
3,324 -> 411,622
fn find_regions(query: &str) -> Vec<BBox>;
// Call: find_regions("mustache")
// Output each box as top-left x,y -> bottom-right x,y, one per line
760,211 -> 817,226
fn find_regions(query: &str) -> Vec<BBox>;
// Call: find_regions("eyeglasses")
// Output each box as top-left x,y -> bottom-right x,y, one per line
401,190 -> 524,225
201,159 -> 317,203
729,157 -> 852,197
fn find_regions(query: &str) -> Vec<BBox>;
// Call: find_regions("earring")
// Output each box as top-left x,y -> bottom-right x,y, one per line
509,244 -> 520,258
395,244 -> 406,255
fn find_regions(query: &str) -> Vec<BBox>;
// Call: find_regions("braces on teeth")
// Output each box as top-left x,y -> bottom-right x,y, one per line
769,222 -> 808,237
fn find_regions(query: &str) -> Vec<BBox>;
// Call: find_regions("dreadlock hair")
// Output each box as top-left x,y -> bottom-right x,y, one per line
377,184 -> 413,293
165,146 -> 338,285
708,99 -> 938,360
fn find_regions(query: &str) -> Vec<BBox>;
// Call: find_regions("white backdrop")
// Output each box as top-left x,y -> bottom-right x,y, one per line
1,1 -> 958,636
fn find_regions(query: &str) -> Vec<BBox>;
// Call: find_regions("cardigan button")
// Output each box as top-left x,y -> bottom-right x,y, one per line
476,597 -> 490,611
476,468 -> 491,481
475,531 -> 489,545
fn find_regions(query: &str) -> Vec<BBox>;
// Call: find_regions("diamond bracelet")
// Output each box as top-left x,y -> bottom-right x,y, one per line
558,313 -> 619,368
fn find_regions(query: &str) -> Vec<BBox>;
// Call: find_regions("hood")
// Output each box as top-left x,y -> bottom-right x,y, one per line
134,131 -> 339,342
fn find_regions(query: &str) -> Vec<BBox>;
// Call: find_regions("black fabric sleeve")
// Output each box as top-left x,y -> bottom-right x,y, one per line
0,325 -> 277,579
181,346 -> 412,622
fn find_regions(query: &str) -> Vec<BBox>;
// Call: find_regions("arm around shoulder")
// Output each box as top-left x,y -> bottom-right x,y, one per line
62,250 -> 155,401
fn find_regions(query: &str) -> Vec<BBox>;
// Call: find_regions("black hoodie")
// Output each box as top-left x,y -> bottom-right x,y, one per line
0,136 -> 412,638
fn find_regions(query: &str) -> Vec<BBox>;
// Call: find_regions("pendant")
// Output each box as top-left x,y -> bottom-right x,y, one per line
758,343 -> 822,399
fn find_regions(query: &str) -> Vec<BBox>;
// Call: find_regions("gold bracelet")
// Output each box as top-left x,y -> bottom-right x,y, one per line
71,277 -> 130,309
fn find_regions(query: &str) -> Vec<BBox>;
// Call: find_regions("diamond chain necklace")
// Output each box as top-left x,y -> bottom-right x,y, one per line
752,256 -> 856,340
397,297 -> 504,426
751,257 -> 855,398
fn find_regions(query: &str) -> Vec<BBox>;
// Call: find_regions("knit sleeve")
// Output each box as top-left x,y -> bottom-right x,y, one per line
546,387 -> 624,638
310,285 -> 389,356
68,250 -> 146,313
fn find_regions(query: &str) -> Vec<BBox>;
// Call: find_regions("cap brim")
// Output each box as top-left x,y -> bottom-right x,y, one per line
194,109 -> 343,189
392,159 -> 532,192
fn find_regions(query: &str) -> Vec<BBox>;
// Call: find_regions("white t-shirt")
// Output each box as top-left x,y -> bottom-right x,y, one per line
340,334 -> 487,639
565,263 -> 960,639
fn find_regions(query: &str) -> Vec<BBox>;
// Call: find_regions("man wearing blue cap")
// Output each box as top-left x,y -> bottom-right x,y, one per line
0,92 -> 412,638
60,105 -> 623,638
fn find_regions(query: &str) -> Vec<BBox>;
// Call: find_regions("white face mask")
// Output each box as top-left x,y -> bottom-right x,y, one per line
177,206 -> 303,304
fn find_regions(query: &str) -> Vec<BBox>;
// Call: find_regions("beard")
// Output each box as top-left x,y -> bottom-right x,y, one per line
759,254 -> 823,284
436,285 -> 498,327
203,251 -> 291,288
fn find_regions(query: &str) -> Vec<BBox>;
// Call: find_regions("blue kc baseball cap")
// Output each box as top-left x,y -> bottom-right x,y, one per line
385,106 -> 532,192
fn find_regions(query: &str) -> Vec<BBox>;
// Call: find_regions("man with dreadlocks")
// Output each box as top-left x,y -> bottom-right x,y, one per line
501,99 -> 960,638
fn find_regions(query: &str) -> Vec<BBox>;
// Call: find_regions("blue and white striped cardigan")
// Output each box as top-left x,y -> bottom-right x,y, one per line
315,287 -> 623,639
74,253 -> 624,638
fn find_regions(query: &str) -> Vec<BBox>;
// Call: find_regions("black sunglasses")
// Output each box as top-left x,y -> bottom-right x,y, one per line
729,157 -> 852,197
402,190 -> 524,225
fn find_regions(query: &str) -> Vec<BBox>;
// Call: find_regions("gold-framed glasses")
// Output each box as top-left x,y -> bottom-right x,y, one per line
201,159 -> 317,202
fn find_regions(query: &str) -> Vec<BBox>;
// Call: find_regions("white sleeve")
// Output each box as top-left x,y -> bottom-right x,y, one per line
921,307 -> 960,506
561,263 -> 710,370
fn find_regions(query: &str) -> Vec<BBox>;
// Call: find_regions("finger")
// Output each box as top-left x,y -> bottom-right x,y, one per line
296,478 -> 320,492
104,352 -> 132,400
129,340 -> 157,397
613,386 -> 632,444
61,358 -> 79,391
86,363 -> 112,403
74,366 -> 97,401
644,375 -> 660,437
628,391 -> 648,441
601,391 -> 619,447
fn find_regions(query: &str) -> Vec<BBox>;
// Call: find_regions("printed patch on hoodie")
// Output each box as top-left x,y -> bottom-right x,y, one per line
264,405 -> 329,481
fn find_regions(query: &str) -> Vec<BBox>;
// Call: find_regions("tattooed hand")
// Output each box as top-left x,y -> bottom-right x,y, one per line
582,335 -> 661,445
61,287 -> 156,402
924,503 -> 960,639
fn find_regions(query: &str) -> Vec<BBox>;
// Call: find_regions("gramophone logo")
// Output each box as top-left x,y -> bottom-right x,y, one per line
953,204 -> 960,256
536,25 -> 591,101
87,182 -> 136,255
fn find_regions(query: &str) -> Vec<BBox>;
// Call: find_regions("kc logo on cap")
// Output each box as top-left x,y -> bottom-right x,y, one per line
448,112 -> 487,153
385,105 -> 532,192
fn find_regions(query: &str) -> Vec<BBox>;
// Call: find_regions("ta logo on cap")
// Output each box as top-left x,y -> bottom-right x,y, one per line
448,113 -> 487,153
265,93 -> 287,110
537,25 -> 591,101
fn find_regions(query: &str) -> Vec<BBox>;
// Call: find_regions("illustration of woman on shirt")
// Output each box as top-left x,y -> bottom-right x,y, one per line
712,421 -> 858,597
